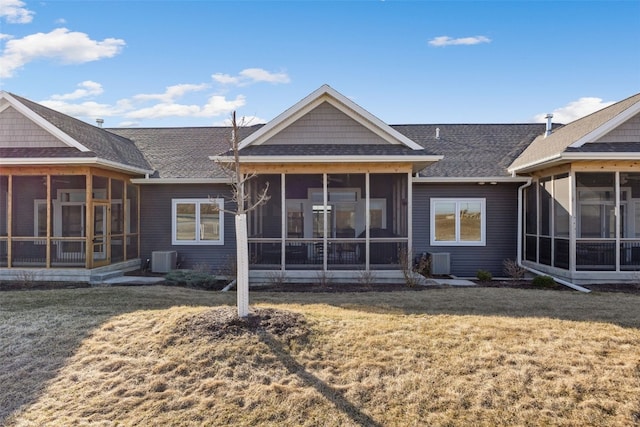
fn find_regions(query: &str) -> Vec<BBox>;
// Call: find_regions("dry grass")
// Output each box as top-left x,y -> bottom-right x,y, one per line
1,286 -> 640,426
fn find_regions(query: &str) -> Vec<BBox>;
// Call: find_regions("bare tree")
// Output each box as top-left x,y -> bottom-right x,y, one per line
213,111 -> 270,317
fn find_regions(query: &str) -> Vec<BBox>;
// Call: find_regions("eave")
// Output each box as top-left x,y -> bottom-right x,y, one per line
0,157 -> 154,176
210,154 -> 443,173
131,178 -> 232,184
508,152 -> 640,174
413,176 -> 531,184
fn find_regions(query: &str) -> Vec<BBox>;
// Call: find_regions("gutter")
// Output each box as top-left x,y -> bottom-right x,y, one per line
131,177 -> 232,184
1,156 -> 154,176
413,176 -> 531,184
519,264 -> 592,293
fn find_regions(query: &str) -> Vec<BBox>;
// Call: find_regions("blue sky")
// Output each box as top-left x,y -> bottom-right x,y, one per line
1,0 -> 639,128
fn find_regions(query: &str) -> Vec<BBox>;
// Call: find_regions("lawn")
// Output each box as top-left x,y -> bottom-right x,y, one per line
1,286 -> 639,426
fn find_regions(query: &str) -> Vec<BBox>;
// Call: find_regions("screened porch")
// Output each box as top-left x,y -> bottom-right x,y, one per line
246,172 -> 410,272
0,167 -> 139,270
523,169 -> 640,282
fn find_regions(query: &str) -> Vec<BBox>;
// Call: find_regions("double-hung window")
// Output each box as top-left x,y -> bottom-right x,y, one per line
172,198 -> 224,245
430,198 -> 486,246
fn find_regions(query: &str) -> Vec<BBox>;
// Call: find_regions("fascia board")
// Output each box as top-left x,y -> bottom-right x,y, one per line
561,152 -> 640,161
413,176 -> 531,183
0,92 -> 92,152
508,152 -> 640,174
0,157 -> 154,175
210,155 -> 443,163
568,102 -> 640,148
131,178 -> 232,184
507,153 -> 563,174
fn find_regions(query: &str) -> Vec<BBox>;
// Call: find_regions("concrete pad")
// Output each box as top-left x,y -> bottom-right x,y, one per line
431,278 -> 477,287
98,276 -> 166,286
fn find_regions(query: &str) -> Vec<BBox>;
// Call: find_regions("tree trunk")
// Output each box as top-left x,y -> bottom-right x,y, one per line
235,213 -> 249,317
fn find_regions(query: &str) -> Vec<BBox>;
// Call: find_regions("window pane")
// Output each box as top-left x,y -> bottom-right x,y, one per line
287,201 -> 304,238
176,203 -> 196,241
525,184 -> 537,234
576,172 -> 615,238
434,202 -> 456,241
620,173 -> 640,238
540,178 -> 552,236
554,174 -> 570,238
200,203 -> 220,240
459,201 -> 481,241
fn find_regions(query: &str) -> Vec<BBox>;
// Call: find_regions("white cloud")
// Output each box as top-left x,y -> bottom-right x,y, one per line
50,81 -> 104,100
126,94 -> 246,120
0,27 -> 125,78
211,73 -> 240,85
212,68 -> 290,86
215,115 -> 267,126
133,83 -> 210,103
428,35 -> 491,47
532,97 -> 615,124
0,0 -> 34,24
40,99 -> 124,119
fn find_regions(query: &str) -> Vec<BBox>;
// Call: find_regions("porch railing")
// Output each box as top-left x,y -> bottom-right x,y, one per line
248,237 -> 407,270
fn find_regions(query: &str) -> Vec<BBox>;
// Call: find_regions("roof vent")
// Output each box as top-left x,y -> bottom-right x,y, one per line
435,127 -> 440,139
96,118 -> 104,128
544,114 -> 553,137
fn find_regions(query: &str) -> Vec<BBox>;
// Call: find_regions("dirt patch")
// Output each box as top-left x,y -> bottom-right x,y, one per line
185,307 -> 311,343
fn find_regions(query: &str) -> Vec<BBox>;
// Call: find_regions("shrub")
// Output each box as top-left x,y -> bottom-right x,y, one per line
503,259 -> 526,279
476,269 -> 493,282
532,275 -> 556,288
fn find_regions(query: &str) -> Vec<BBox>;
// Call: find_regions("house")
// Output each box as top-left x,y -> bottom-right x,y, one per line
1,86 -> 639,285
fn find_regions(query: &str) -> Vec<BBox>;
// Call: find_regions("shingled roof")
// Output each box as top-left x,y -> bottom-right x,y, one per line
8,93 -> 152,172
110,123 -> 547,179
110,126 -> 261,179
392,124 -> 550,178
509,92 -> 640,172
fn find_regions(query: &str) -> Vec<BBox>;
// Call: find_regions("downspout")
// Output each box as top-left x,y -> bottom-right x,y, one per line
516,176 -> 591,293
516,178 -> 533,267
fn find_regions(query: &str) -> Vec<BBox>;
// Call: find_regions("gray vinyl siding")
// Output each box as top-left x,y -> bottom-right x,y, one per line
596,112 -> 640,143
0,106 -> 67,148
412,183 -> 520,277
263,102 -> 388,146
139,184 -> 236,272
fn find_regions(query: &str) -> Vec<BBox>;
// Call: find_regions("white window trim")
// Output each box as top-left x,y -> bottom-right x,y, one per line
172,198 -> 224,246
430,198 -> 486,246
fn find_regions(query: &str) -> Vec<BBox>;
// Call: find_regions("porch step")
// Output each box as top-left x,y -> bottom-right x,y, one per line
89,269 -> 126,284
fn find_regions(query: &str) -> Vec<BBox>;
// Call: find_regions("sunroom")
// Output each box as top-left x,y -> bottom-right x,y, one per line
0,167 -> 140,275
523,165 -> 640,284
245,168 -> 413,279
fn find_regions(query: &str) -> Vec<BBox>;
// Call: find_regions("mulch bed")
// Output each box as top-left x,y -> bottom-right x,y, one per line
2,275 -> 640,294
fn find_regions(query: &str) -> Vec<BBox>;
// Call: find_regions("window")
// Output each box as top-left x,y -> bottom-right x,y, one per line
172,199 -> 224,245
430,198 -> 485,246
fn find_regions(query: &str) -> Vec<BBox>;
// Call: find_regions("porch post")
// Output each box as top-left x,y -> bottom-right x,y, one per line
85,173 -> 93,268
45,174 -> 51,268
365,173 -> 370,270
281,173 -> 286,271
407,171 -> 413,271
323,173 -> 328,271
569,171 -> 576,274
7,175 -> 12,268
615,171 -> 621,272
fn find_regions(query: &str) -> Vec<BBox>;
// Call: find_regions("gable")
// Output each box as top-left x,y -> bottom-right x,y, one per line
262,101 -> 388,146
239,85 -> 424,151
0,106 -> 69,149
595,112 -> 640,143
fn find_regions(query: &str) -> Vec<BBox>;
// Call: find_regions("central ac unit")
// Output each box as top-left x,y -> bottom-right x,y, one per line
430,252 -> 451,275
152,251 -> 177,273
